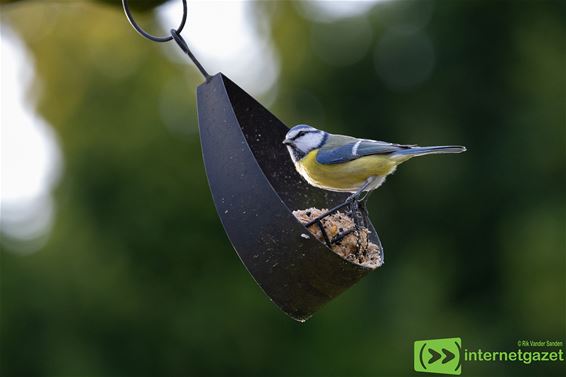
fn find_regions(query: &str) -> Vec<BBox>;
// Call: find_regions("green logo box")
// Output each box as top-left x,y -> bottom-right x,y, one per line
414,337 -> 462,375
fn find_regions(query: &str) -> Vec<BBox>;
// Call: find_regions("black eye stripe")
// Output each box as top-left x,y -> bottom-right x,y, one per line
290,130 -> 316,141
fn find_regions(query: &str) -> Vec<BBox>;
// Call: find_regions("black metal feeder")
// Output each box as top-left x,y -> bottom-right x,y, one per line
122,0 -> 384,321
197,74 -> 384,321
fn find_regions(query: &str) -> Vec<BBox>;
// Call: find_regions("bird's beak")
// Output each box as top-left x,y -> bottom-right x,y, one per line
282,139 -> 292,145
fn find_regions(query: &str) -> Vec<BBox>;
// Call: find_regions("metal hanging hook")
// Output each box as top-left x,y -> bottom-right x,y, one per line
122,0 -> 210,80
122,0 -> 187,42
170,29 -> 211,80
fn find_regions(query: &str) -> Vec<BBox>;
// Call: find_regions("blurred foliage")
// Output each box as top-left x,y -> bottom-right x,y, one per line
1,1 -> 565,376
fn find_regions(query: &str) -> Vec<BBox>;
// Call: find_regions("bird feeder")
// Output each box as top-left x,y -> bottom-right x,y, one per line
197,74 -> 383,321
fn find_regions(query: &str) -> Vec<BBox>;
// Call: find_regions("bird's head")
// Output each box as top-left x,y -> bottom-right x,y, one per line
283,124 -> 328,162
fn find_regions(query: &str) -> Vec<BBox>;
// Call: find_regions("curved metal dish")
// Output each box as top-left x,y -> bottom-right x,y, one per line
197,74 -> 384,321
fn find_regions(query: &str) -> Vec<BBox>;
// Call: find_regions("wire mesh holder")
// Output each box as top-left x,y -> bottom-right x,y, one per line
304,197 -> 371,250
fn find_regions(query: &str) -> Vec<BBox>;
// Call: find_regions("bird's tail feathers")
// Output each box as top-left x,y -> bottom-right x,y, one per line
393,145 -> 467,158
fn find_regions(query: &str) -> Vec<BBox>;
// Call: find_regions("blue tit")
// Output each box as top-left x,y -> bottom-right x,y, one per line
283,124 -> 466,195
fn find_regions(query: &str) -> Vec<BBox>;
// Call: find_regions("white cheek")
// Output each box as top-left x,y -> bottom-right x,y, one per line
296,133 -> 323,153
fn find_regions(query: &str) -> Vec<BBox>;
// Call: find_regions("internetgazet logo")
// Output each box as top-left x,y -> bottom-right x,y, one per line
414,337 -> 462,375
414,337 -> 564,375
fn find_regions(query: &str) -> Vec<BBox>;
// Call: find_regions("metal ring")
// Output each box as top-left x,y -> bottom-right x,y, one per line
122,0 -> 187,43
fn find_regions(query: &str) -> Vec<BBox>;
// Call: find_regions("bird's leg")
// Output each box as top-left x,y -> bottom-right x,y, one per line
346,178 -> 375,220
345,179 -> 373,204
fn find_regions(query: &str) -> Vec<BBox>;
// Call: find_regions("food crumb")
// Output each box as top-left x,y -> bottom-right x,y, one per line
293,207 -> 383,269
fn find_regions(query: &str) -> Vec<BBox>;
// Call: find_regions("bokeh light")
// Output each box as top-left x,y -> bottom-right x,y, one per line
157,0 -> 280,97
0,23 -> 62,252
296,0 -> 390,23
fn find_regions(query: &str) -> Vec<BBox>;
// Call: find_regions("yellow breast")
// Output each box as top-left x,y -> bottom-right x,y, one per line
295,150 -> 400,192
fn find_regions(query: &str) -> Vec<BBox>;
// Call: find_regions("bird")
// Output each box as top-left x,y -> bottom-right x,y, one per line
283,124 -> 466,201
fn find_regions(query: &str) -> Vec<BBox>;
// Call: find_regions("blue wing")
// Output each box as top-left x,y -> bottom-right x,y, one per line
316,140 -> 411,165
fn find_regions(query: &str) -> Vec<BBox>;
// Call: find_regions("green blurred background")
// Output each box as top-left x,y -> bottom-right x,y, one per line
1,0 -> 564,376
